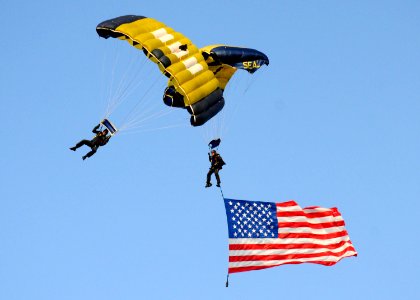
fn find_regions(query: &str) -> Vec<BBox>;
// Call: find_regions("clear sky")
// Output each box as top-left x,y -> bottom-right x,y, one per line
1,1 -> 419,299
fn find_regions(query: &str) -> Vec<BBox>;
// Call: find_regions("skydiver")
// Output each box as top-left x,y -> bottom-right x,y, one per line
205,150 -> 226,188
69,124 -> 111,160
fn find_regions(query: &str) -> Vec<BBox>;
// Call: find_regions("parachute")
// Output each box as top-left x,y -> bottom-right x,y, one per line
208,138 -> 221,149
96,15 -> 269,127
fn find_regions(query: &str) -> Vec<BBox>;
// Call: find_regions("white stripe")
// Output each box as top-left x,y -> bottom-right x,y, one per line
187,64 -> 203,75
278,206 -> 302,212
182,57 -> 198,69
277,206 -> 332,214
151,28 -> 167,38
229,242 -> 355,257
303,208 -> 332,213
229,236 -> 351,245
173,51 -> 188,59
229,251 -> 357,268
158,34 -> 174,43
168,42 -> 182,52
277,215 -> 343,224
278,226 -> 346,234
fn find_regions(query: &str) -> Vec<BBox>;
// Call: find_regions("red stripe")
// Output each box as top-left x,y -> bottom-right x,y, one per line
228,264 -> 277,273
229,246 -> 356,262
277,211 -> 339,218
228,259 -> 343,273
276,201 -> 298,207
278,230 -> 349,240
278,220 -> 345,229
229,240 -> 351,251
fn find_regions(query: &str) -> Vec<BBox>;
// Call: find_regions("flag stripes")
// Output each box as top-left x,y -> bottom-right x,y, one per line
225,199 -> 357,274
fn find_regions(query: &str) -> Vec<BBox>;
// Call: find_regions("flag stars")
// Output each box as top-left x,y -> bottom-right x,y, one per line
226,200 -> 278,239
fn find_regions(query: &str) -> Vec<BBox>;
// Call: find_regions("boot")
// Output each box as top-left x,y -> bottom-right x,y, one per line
70,147 -> 76,151
205,182 -> 212,188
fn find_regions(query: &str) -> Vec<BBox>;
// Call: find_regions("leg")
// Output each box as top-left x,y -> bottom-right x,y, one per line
82,145 -> 98,160
206,168 -> 214,187
214,169 -> 221,186
72,139 -> 92,150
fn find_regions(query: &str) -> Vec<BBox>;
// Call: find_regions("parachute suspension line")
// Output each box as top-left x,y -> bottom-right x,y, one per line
220,69 -> 261,139
104,54 -> 149,118
104,49 -> 123,117
120,86 -> 165,130
118,71 -> 164,131
104,45 -> 135,117
117,123 -> 188,135
99,49 -> 110,121
215,74 -> 242,142
119,107 -> 171,131
102,46 -> 120,118
243,66 -> 267,94
121,76 -> 161,126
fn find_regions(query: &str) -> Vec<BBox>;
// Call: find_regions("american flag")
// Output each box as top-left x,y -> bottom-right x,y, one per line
224,198 -> 357,274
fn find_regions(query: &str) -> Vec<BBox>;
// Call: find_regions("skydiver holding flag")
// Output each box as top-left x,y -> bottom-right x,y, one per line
70,124 -> 111,160
206,150 -> 226,188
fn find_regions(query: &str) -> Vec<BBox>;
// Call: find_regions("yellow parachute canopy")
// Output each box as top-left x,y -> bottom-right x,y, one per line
97,16 -> 268,126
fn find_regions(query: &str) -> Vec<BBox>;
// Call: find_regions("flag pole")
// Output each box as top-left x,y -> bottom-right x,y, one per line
220,186 -> 229,287
219,186 -> 225,199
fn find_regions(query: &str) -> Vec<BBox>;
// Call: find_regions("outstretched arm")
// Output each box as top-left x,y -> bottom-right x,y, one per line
92,124 -> 101,134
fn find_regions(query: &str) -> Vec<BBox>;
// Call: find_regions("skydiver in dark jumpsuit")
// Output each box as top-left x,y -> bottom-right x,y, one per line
206,150 -> 226,188
70,124 -> 111,160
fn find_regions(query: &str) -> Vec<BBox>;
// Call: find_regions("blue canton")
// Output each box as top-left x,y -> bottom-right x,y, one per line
224,198 -> 278,239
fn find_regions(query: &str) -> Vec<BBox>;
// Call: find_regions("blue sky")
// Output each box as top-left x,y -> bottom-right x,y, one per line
1,1 -> 419,299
